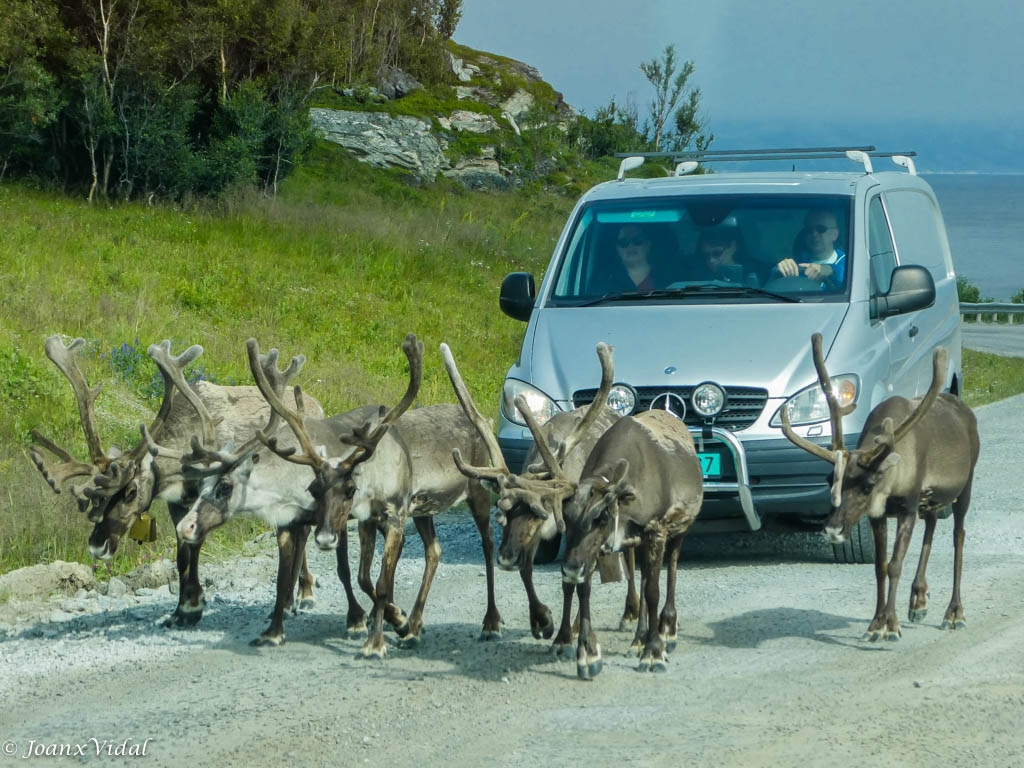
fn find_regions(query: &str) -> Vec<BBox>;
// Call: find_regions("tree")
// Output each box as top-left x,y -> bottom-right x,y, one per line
640,44 -> 710,152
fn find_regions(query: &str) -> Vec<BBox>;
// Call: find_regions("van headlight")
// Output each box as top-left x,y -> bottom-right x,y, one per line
501,379 -> 560,427
770,375 -> 859,427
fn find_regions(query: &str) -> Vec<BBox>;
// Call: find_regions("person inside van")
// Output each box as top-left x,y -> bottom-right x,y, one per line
690,226 -> 761,285
612,223 -> 658,290
773,208 -> 846,287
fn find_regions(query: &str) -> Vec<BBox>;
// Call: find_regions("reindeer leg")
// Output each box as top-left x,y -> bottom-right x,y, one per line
520,550 -> 554,641
285,524 -> 311,615
631,547 -> 649,653
864,515 -> 890,640
619,545 -> 640,631
575,573 -> 603,680
296,526 -> 316,611
909,515 -> 937,623
164,504 -> 206,628
359,523 -> 406,660
551,580 -> 577,659
336,524 -> 367,637
942,482 -> 972,630
357,519 -> 408,633
253,527 -> 299,647
468,483 -> 503,640
873,511 -> 916,642
400,515 -> 442,648
658,534 -> 685,651
638,532 -> 668,672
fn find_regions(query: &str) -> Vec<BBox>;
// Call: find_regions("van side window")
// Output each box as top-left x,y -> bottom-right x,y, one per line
882,188 -> 952,283
868,196 -> 897,295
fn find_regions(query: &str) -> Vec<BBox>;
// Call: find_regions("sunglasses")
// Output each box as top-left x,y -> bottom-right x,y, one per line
617,235 -> 648,247
807,224 -> 835,234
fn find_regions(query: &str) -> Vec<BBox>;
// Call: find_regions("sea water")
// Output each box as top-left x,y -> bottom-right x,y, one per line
924,174 -> 1024,302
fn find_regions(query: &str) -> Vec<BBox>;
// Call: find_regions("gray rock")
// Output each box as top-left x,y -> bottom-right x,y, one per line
107,577 -> 128,598
377,66 -> 423,100
310,109 -> 448,181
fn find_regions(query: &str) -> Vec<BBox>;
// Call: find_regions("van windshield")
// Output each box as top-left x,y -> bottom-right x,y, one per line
548,194 -> 852,304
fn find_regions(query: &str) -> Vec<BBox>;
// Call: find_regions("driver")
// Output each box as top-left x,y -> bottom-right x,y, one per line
774,208 -> 846,286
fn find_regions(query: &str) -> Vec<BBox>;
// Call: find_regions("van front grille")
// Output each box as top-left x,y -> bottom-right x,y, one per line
572,386 -> 768,431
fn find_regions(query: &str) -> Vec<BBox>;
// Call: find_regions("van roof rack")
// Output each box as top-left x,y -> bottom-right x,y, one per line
613,146 -> 918,176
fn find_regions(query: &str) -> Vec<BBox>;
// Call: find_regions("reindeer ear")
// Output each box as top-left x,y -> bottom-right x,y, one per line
609,458 -> 629,484
879,452 -> 901,472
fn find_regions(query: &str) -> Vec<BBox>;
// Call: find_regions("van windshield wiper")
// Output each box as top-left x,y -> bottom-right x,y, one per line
575,284 -> 799,306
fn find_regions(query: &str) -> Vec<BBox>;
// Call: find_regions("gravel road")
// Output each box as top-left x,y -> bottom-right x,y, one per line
2,395 -> 1024,768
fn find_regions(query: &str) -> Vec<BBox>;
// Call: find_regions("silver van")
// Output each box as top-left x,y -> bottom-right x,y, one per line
496,147 -> 962,563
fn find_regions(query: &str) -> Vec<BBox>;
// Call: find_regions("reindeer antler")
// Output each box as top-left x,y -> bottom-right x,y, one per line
557,342 -> 615,463
342,333 -> 423,450
440,342 -> 511,480
780,333 -> 855,464
856,346 -> 948,468
29,336 -> 111,492
246,338 -> 324,469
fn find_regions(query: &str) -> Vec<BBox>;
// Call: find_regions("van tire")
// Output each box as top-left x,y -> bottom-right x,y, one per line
832,516 -> 875,564
534,532 -> 563,565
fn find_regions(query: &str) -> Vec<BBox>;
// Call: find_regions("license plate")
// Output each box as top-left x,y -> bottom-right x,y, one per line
698,452 -> 722,479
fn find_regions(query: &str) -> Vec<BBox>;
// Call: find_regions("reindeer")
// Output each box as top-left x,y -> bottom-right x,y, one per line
28,335 -> 322,627
780,333 -> 980,641
245,335 -> 501,658
532,407 -> 705,678
441,342 -> 637,657
152,343 -> 381,647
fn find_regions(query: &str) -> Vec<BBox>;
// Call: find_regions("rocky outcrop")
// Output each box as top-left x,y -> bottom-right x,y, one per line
310,107 -> 509,188
309,55 -> 574,188
310,108 -> 449,179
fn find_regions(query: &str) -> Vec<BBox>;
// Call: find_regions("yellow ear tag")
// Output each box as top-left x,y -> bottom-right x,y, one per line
129,513 -> 158,543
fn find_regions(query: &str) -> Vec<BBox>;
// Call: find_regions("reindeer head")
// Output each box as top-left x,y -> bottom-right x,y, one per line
247,334 -> 423,551
171,343 -> 311,544
560,457 -> 636,584
441,342 -> 615,571
781,333 -> 947,543
29,335 -> 205,560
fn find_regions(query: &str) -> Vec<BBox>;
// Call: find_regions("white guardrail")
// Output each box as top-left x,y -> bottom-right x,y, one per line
960,302 -> 1024,323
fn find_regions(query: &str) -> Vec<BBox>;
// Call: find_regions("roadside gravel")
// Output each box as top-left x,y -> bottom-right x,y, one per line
1,396 -> 1023,767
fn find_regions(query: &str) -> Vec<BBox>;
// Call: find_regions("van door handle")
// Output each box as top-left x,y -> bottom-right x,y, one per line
909,325 -> 919,338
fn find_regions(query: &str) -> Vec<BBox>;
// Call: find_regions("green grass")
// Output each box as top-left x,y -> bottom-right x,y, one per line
2,153 -> 1023,576
962,348 -> 1024,407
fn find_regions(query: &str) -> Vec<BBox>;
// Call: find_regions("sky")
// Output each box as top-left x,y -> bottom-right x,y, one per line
455,0 -> 1024,172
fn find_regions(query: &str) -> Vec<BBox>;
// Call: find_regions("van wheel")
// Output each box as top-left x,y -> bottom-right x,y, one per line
534,532 -> 563,565
832,516 -> 874,564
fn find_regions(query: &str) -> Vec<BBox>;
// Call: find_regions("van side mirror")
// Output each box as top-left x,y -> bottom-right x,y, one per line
871,265 -> 936,320
499,272 -> 536,322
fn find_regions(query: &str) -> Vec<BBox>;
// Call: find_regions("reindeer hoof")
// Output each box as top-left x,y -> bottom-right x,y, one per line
577,659 -> 603,680
618,617 -> 638,632
163,607 -> 204,628
908,607 -> 928,623
346,620 -> 368,638
393,618 -> 411,638
250,634 -> 285,647
398,634 -> 422,649
532,618 -> 555,640
940,618 -> 967,630
357,643 -> 388,660
639,658 -> 668,673
551,643 -> 574,660
478,627 -> 502,642
298,597 -> 316,611
885,629 -> 901,642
